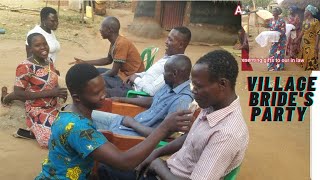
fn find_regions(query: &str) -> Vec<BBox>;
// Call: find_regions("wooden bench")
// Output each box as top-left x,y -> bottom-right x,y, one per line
97,98 -> 146,118
91,98 -> 200,177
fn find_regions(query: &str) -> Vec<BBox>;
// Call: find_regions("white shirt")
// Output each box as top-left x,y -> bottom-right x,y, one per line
26,25 -> 60,63
133,55 -> 171,96
286,24 -> 296,39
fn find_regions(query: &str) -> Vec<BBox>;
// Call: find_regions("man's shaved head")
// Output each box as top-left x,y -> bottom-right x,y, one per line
102,16 -> 120,34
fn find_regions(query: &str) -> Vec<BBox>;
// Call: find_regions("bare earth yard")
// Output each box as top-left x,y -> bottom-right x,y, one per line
0,1 -> 310,179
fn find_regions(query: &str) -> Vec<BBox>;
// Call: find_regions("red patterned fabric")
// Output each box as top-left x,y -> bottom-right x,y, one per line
286,15 -> 301,58
241,49 -> 253,71
15,59 -> 60,148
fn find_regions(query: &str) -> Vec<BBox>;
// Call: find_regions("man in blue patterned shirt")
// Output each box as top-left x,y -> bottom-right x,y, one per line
35,63 -> 193,180
92,54 -> 194,137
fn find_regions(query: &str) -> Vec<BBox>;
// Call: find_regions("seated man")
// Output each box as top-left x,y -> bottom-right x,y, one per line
99,50 -> 249,180
124,26 -> 191,96
70,16 -> 144,92
35,63 -> 193,179
92,54 -> 193,137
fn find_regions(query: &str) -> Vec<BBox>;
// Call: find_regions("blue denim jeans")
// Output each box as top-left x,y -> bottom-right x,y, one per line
92,110 -> 124,130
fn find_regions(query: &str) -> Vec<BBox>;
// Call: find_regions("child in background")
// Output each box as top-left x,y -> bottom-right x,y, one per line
234,27 -> 253,71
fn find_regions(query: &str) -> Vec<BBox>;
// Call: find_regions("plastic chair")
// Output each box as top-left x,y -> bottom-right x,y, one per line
224,166 -> 241,180
126,46 -> 159,98
126,90 -> 150,98
141,46 -> 159,71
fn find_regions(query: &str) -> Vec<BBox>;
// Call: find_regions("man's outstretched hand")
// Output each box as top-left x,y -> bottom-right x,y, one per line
69,57 -> 85,65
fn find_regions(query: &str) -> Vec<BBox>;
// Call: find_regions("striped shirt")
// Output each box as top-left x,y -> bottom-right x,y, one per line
167,97 -> 249,180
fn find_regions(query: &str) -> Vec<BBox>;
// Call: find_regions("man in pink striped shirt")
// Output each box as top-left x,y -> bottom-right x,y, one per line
99,50 -> 249,180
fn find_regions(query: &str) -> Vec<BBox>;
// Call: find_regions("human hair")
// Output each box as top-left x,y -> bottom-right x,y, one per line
27,33 -> 45,46
289,5 -> 299,14
238,26 -> 245,34
103,16 -> 120,33
195,50 -> 238,89
168,54 -> 192,80
273,7 -> 282,15
66,64 -> 100,95
40,7 -> 57,21
172,26 -> 192,45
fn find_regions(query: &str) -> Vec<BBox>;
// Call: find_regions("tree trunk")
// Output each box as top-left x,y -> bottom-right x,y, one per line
252,0 -> 256,10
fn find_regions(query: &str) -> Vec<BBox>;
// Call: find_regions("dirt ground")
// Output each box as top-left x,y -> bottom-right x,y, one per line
0,1 -> 310,180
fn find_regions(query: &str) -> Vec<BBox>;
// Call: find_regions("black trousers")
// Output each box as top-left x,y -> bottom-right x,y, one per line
97,68 -> 133,97
97,164 -> 158,180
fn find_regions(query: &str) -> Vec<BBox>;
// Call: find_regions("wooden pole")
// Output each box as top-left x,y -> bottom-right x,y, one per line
256,12 -> 260,34
81,0 -> 84,24
252,0 -> 256,11
57,0 -> 60,16
252,0 -> 258,34
90,0 -> 94,22
247,13 -> 250,36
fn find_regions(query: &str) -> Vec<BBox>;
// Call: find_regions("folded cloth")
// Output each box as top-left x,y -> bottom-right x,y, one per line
255,31 -> 281,47
286,24 -> 296,39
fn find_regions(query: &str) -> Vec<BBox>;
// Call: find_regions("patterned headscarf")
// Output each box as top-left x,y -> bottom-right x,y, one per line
306,4 -> 319,16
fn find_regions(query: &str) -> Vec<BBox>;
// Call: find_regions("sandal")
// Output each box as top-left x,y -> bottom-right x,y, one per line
1,86 -> 8,104
12,128 -> 36,140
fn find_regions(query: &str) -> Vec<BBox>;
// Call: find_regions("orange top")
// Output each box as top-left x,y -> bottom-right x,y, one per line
110,35 -> 144,80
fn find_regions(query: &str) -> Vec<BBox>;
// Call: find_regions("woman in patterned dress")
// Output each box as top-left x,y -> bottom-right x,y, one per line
296,5 -> 320,70
267,7 -> 287,71
286,6 -> 301,59
2,33 -> 67,148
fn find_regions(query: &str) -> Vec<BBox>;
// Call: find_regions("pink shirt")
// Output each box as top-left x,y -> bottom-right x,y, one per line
167,97 -> 249,180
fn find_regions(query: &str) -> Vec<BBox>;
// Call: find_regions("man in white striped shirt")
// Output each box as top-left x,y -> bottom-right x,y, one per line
99,50 -> 249,180
138,50 -> 249,180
